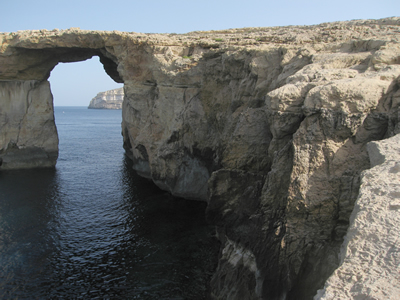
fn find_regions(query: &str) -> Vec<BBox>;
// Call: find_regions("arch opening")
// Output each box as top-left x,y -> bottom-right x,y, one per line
7,46 -> 123,84
49,56 -> 123,107
0,46 -> 124,169
0,58 -> 219,299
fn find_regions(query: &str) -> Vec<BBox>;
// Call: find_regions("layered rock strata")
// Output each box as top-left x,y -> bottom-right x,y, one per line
0,18 -> 399,299
88,87 -> 124,109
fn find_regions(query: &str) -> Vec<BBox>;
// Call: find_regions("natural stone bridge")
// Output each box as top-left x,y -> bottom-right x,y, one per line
1,18 -> 400,299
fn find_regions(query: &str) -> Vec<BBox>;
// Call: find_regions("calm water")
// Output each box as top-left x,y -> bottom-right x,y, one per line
0,107 -> 218,299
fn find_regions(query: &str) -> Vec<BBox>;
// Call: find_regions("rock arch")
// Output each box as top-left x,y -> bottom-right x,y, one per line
1,21 -> 400,299
0,32 -> 123,169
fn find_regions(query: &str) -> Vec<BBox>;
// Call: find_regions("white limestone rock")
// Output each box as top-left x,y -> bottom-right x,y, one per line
88,87 -> 124,109
315,133 -> 400,300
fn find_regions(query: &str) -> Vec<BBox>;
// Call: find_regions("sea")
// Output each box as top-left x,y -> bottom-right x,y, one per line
0,106 -> 219,299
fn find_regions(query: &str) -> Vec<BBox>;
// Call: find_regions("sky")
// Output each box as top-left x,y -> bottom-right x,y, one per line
1,0 -> 399,106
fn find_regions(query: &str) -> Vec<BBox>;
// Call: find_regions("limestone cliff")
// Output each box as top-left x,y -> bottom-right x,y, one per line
315,133 -> 400,299
0,18 -> 399,299
88,87 -> 123,109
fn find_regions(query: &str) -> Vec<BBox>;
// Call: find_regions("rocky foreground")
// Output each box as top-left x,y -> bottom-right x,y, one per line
316,134 -> 400,299
0,17 -> 399,299
88,87 -> 123,109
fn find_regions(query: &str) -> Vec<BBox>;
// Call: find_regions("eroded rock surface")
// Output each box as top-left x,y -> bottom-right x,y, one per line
315,133 -> 400,300
0,80 -> 58,169
88,87 -> 124,109
1,18 -> 400,299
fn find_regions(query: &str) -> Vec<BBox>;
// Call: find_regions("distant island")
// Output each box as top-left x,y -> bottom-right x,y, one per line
88,88 -> 124,109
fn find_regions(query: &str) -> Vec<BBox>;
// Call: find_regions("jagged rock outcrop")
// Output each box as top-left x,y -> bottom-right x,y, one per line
0,18 -> 399,299
88,87 -> 123,109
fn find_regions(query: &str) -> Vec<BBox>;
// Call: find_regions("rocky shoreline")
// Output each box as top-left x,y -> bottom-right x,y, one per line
0,17 -> 399,299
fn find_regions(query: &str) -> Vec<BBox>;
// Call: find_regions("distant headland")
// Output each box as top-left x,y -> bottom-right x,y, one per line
88,88 -> 123,109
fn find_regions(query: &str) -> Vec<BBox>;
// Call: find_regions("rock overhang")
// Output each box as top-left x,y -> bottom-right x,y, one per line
1,45 -> 122,83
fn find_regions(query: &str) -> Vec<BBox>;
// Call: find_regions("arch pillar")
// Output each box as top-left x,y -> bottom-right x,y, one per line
0,80 -> 58,169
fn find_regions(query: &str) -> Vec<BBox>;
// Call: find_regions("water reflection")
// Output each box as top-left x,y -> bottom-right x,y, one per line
0,157 -> 219,299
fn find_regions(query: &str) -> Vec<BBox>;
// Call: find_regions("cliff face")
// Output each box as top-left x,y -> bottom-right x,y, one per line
0,18 -> 399,299
88,87 -> 123,109
315,133 -> 400,300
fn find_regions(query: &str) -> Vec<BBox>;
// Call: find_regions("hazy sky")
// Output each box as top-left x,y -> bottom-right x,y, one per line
1,0 -> 399,106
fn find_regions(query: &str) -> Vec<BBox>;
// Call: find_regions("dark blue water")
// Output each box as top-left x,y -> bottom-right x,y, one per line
0,107 -> 218,299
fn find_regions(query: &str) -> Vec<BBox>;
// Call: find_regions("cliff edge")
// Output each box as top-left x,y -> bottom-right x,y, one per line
0,17 -> 399,299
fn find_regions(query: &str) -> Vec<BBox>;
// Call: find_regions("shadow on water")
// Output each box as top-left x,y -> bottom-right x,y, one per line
0,168 -> 62,296
0,157 -> 220,299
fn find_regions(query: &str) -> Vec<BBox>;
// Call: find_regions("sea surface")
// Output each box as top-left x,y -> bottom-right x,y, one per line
0,106 -> 219,299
